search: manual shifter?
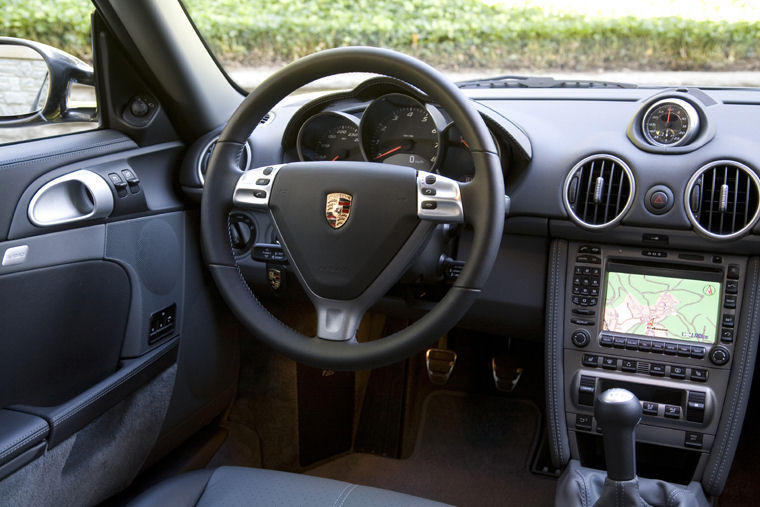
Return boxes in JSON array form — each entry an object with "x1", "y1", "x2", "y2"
[
  {"x1": 594, "y1": 388, "x2": 642, "y2": 481},
  {"x1": 555, "y1": 387, "x2": 709, "y2": 506}
]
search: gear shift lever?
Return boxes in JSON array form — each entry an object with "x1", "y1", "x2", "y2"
[{"x1": 595, "y1": 388, "x2": 642, "y2": 481}]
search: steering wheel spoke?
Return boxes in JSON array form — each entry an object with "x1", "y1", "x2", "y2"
[
  {"x1": 313, "y1": 299, "x2": 367, "y2": 342},
  {"x1": 232, "y1": 164, "x2": 283, "y2": 210},
  {"x1": 416, "y1": 170, "x2": 464, "y2": 223}
]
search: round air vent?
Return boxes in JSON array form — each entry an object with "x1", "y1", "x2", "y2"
[
  {"x1": 197, "y1": 137, "x2": 252, "y2": 185},
  {"x1": 685, "y1": 161, "x2": 760, "y2": 239},
  {"x1": 563, "y1": 154, "x2": 635, "y2": 229}
]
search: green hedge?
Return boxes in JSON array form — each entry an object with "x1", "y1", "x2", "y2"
[{"x1": 2, "y1": 0, "x2": 760, "y2": 70}]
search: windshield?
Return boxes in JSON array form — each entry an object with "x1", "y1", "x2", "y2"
[{"x1": 181, "y1": 0, "x2": 760, "y2": 90}]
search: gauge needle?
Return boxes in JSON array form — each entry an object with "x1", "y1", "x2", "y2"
[
  {"x1": 666, "y1": 107, "x2": 672, "y2": 125},
  {"x1": 374, "y1": 145, "x2": 402, "y2": 160},
  {"x1": 332, "y1": 155, "x2": 339, "y2": 161},
  {"x1": 460, "y1": 136, "x2": 470, "y2": 150}
]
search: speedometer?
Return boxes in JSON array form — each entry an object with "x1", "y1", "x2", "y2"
[
  {"x1": 297, "y1": 111, "x2": 362, "y2": 162},
  {"x1": 360, "y1": 93, "x2": 442, "y2": 171},
  {"x1": 642, "y1": 98, "x2": 700, "y2": 147}
]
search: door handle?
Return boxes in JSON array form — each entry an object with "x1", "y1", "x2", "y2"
[{"x1": 28, "y1": 169, "x2": 114, "y2": 227}]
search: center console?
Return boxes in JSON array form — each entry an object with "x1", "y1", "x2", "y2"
[{"x1": 554, "y1": 240, "x2": 752, "y2": 486}]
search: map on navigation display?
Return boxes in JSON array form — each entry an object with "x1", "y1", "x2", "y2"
[{"x1": 602, "y1": 272, "x2": 721, "y2": 344}]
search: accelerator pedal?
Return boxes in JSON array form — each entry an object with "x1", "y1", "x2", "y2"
[{"x1": 492, "y1": 355, "x2": 523, "y2": 392}]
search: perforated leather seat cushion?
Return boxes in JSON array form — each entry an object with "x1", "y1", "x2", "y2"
[{"x1": 127, "y1": 466, "x2": 451, "y2": 506}]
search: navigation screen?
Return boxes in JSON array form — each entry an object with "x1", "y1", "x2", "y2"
[{"x1": 602, "y1": 271, "x2": 721, "y2": 344}]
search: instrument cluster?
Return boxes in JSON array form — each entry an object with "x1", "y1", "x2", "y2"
[{"x1": 295, "y1": 91, "x2": 500, "y2": 182}]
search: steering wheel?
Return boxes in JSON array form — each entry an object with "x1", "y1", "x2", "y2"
[{"x1": 201, "y1": 47, "x2": 504, "y2": 370}]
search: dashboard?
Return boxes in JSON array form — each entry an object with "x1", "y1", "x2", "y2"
[
  {"x1": 180, "y1": 77, "x2": 760, "y2": 322},
  {"x1": 178, "y1": 71, "x2": 760, "y2": 492}
]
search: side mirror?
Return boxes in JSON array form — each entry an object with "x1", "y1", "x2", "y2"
[{"x1": 0, "y1": 37, "x2": 96, "y2": 127}]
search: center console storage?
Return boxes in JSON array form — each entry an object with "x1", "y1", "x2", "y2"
[{"x1": 549, "y1": 240, "x2": 756, "y2": 488}]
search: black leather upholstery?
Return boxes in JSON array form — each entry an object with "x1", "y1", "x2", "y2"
[
  {"x1": 128, "y1": 466, "x2": 451, "y2": 506},
  {"x1": 555, "y1": 460, "x2": 710, "y2": 507}
]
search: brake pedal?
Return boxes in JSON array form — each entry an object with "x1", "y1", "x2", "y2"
[
  {"x1": 426, "y1": 348, "x2": 457, "y2": 385},
  {"x1": 492, "y1": 355, "x2": 523, "y2": 392}
]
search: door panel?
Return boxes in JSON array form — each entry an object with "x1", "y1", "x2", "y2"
[{"x1": 0, "y1": 128, "x2": 238, "y2": 503}]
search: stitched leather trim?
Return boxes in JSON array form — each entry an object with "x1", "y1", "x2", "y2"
[
  {"x1": 702, "y1": 257, "x2": 760, "y2": 495},
  {"x1": 0, "y1": 423, "x2": 47, "y2": 463},
  {"x1": 546, "y1": 239, "x2": 570, "y2": 468}
]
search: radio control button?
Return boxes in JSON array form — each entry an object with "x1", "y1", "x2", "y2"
[
  {"x1": 651, "y1": 341, "x2": 665, "y2": 353},
  {"x1": 626, "y1": 338, "x2": 639, "y2": 350},
  {"x1": 690, "y1": 346, "x2": 706, "y2": 359},
  {"x1": 601, "y1": 357, "x2": 618, "y2": 370},
  {"x1": 637, "y1": 340, "x2": 652, "y2": 352},
  {"x1": 720, "y1": 329, "x2": 734, "y2": 343},
  {"x1": 690, "y1": 369, "x2": 708, "y2": 382},
  {"x1": 726, "y1": 279, "x2": 739, "y2": 294},
  {"x1": 642, "y1": 402, "x2": 658, "y2": 415},
  {"x1": 613, "y1": 337, "x2": 626, "y2": 348},
  {"x1": 724, "y1": 295, "x2": 737, "y2": 309},
  {"x1": 722, "y1": 314, "x2": 735, "y2": 328},
  {"x1": 664, "y1": 343, "x2": 678, "y2": 355},
  {"x1": 650, "y1": 363, "x2": 666, "y2": 376},
  {"x1": 600, "y1": 335, "x2": 614, "y2": 347},
  {"x1": 664, "y1": 405, "x2": 681, "y2": 419},
  {"x1": 677, "y1": 345, "x2": 691, "y2": 356},
  {"x1": 727, "y1": 264, "x2": 740, "y2": 279},
  {"x1": 571, "y1": 330, "x2": 591, "y2": 348},
  {"x1": 709, "y1": 346, "x2": 731, "y2": 366},
  {"x1": 670, "y1": 366, "x2": 686, "y2": 379}
]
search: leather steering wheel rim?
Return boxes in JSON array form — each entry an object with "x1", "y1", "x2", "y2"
[{"x1": 201, "y1": 47, "x2": 505, "y2": 371}]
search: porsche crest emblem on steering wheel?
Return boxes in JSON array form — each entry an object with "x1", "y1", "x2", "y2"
[{"x1": 325, "y1": 193, "x2": 352, "y2": 229}]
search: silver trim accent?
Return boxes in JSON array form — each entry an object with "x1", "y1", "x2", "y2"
[
  {"x1": 260, "y1": 111, "x2": 274, "y2": 125},
  {"x1": 684, "y1": 160, "x2": 760, "y2": 240},
  {"x1": 2, "y1": 245, "x2": 28, "y2": 267},
  {"x1": 562, "y1": 154, "x2": 635, "y2": 230},
  {"x1": 197, "y1": 136, "x2": 252, "y2": 186},
  {"x1": 416, "y1": 170, "x2": 464, "y2": 223},
  {"x1": 719, "y1": 183, "x2": 729, "y2": 213},
  {"x1": 641, "y1": 98, "x2": 701, "y2": 147},
  {"x1": 28, "y1": 170, "x2": 114, "y2": 227},
  {"x1": 232, "y1": 164, "x2": 283, "y2": 209}
]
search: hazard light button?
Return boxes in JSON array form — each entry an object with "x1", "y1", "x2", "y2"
[{"x1": 644, "y1": 185, "x2": 674, "y2": 215}]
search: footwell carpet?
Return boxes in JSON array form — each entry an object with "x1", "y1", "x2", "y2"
[{"x1": 308, "y1": 391, "x2": 556, "y2": 506}]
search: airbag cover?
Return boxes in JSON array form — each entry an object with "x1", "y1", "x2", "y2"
[{"x1": 269, "y1": 162, "x2": 418, "y2": 300}]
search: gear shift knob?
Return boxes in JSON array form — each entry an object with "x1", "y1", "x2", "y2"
[{"x1": 595, "y1": 388, "x2": 642, "y2": 481}]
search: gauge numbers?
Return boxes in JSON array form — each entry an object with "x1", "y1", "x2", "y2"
[
  {"x1": 297, "y1": 111, "x2": 362, "y2": 162},
  {"x1": 360, "y1": 93, "x2": 442, "y2": 171},
  {"x1": 642, "y1": 98, "x2": 700, "y2": 147}
]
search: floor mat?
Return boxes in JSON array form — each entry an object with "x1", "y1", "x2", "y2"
[{"x1": 307, "y1": 391, "x2": 556, "y2": 506}]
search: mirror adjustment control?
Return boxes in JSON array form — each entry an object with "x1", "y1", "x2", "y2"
[
  {"x1": 709, "y1": 345, "x2": 730, "y2": 366},
  {"x1": 571, "y1": 329, "x2": 591, "y2": 348}
]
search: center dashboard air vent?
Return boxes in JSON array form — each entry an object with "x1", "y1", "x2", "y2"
[
  {"x1": 563, "y1": 154, "x2": 635, "y2": 229},
  {"x1": 685, "y1": 161, "x2": 760, "y2": 239},
  {"x1": 197, "y1": 136, "x2": 252, "y2": 185}
]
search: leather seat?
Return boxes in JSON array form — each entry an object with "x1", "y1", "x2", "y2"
[{"x1": 127, "y1": 466, "x2": 450, "y2": 506}]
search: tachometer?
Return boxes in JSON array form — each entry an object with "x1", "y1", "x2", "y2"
[
  {"x1": 297, "y1": 111, "x2": 362, "y2": 162},
  {"x1": 642, "y1": 98, "x2": 700, "y2": 147},
  {"x1": 360, "y1": 93, "x2": 442, "y2": 171}
]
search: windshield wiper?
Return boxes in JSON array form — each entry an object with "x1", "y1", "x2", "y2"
[{"x1": 457, "y1": 75, "x2": 637, "y2": 89}]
